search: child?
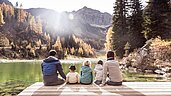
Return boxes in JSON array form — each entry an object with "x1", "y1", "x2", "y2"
[
  {"x1": 66, "y1": 65, "x2": 80, "y2": 84},
  {"x1": 80, "y1": 60, "x2": 93, "y2": 84},
  {"x1": 94, "y1": 60, "x2": 103, "y2": 85}
]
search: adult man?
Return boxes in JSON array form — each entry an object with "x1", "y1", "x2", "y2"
[
  {"x1": 100, "y1": 51, "x2": 123, "y2": 86},
  {"x1": 41, "y1": 50, "x2": 66, "y2": 86}
]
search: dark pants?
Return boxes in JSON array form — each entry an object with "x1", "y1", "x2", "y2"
[
  {"x1": 43, "y1": 74, "x2": 65, "y2": 86},
  {"x1": 94, "y1": 80, "x2": 102, "y2": 85},
  {"x1": 106, "y1": 80, "x2": 122, "y2": 86}
]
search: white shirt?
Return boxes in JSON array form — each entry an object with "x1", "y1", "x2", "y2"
[
  {"x1": 94, "y1": 64, "x2": 103, "y2": 81},
  {"x1": 102, "y1": 60, "x2": 123, "y2": 84},
  {"x1": 66, "y1": 72, "x2": 80, "y2": 83}
]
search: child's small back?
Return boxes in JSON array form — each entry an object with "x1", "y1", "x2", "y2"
[
  {"x1": 94, "y1": 64, "x2": 103, "y2": 81},
  {"x1": 66, "y1": 72, "x2": 79, "y2": 84},
  {"x1": 80, "y1": 66, "x2": 93, "y2": 84}
]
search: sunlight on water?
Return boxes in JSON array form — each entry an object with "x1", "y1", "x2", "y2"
[{"x1": 0, "y1": 61, "x2": 95, "y2": 83}]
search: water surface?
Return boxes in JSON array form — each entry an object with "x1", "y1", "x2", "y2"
[{"x1": 0, "y1": 61, "x2": 94, "y2": 83}]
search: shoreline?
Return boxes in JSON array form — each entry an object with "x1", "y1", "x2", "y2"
[{"x1": 0, "y1": 58, "x2": 102, "y2": 63}]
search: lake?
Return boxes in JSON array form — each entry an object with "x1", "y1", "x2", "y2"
[
  {"x1": 0, "y1": 60, "x2": 170, "y2": 83},
  {"x1": 0, "y1": 61, "x2": 95, "y2": 83}
]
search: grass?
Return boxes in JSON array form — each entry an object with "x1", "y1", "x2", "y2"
[
  {"x1": 122, "y1": 70, "x2": 163, "y2": 82},
  {"x1": 0, "y1": 80, "x2": 34, "y2": 96}
]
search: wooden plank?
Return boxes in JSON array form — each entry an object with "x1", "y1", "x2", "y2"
[{"x1": 18, "y1": 82, "x2": 171, "y2": 96}]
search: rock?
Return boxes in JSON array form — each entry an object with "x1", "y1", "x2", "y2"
[{"x1": 75, "y1": 6, "x2": 112, "y2": 26}]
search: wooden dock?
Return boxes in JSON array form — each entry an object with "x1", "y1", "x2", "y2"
[{"x1": 18, "y1": 82, "x2": 171, "y2": 96}]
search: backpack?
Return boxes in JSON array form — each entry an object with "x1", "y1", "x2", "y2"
[{"x1": 42, "y1": 61, "x2": 58, "y2": 76}]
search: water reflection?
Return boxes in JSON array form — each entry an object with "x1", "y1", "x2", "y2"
[{"x1": 0, "y1": 62, "x2": 95, "y2": 83}]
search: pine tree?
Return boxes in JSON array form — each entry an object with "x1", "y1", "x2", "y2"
[
  {"x1": 124, "y1": 42, "x2": 131, "y2": 56},
  {"x1": 36, "y1": 39, "x2": 42, "y2": 47},
  {"x1": 54, "y1": 36, "x2": 62, "y2": 51},
  {"x1": 78, "y1": 47, "x2": 83, "y2": 57},
  {"x1": 29, "y1": 16, "x2": 36, "y2": 31},
  {"x1": 70, "y1": 47, "x2": 75, "y2": 55},
  {"x1": 112, "y1": 0, "x2": 128, "y2": 58},
  {"x1": 36, "y1": 16, "x2": 42, "y2": 34},
  {"x1": 128, "y1": 0, "x2": 146, "y2": 51},
  {"x1": 143, "y1": 0, "x2": 171, "y2": 39},
  {"x1": 53, "y1": 36, "x2": 63, "y2": 59},
  {"x1": 0, "y1": 8, "x2": 5, "y2": 25},
  {"x1": 46, "y1": 34, "x2": 52, "y2": 51}
]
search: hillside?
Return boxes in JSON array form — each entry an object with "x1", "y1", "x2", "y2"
[
  {"x1": 26, "y1": 6, "x2": 112, "y2": 49},
  {"x1": 0, "y1": 0, "x2": 12, "y2": 6},
  {"x1": 0, "y1": 0, "x2": 108, "y2": 59}
]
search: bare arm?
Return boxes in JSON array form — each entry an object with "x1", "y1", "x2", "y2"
[
  {"x1": 66, "y1": 73, "x2": 69, "y2": 83},
  {"x1": 77, "y1": 73, "x2": 80, "y2": 83}
]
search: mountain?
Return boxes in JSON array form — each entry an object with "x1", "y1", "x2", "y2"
[
  {"x1": 0, "y1": 0, "x2": 13, "y2": 6},
  {"x1": 74, "y1": 6, "x2": 112, "y2": 26},
  {"x1": 27, "y1": 6, "x2": 112, "y2": 26},
  {"x1": 26, "y1": 7, "x2": 112, "y2": 49},
  {"x1": 0, "y1": 0, "x2": 106, "y2": 59}
]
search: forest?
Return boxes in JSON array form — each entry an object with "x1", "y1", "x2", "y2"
[
  {"x1": 0, "y1": 0, "x2": 171, "y2": 64},
  {"x1": 105, "y1": 0, "x2": 171, "y2": 58},
  {"x1": 0, "y1": 1, "x2": 96, "y2": 59},
  {"x1": 104, "y1": 0, "x2": 171, "y2": 72}
]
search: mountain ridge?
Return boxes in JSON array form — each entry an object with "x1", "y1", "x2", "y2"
[
  {"x1": 0, "y1": 0, "x2": 12, "y2": 6},
  {"x1": 26, "y1": 6, "x2": 112, "y2": 26},
  {"x1": 26, "y1": 6, "x2": 112, "y2": 49},
  {"x1": 0, "y1": 0, "x2": 112, "y2": 59}
]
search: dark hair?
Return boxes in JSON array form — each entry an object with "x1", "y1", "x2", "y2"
[
  {"x1": 107, "y1": 51, "x2": 114, "y2": 59},
  {"x1": 97, "y1": 60, "x2": 103, "y2": 65},
  {"x1": 49, "y1": 50, "x2": 57, "y2": 56},
  {"x1": 69, "y1": 65, "x2": 76, "y2": 71}
]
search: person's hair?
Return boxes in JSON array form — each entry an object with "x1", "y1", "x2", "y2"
[
  {"x1": 83, "y1": 60, "x2": 91, "y2": 67},
  {"x1": 49, "y1": 50, "x2": 57, "y2": 56},
  {"x1": 97, "y1": 60, "x2": 103, "y2": 65},
  {"x1": 69, "y1": 65, "x2": 76, "y2": 71},
  {"x1": 107, "y1": 51, "x2": 114, "y2": 59}
]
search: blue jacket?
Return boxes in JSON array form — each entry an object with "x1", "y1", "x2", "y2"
[
  {"x1": 80, "y1": 66, "x2": 93, "y2": 84},
  {"x1": 41, "y1": 56, "x2": 66, "y2": 79}
]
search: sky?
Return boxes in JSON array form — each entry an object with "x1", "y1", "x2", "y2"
[{"x1": 9, "y1": 0, "x2": 148, "y2": 14}]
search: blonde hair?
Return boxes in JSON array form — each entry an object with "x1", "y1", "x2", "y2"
[{"x1": 83, "y1": 60, "x2": 91, "y2": 67}]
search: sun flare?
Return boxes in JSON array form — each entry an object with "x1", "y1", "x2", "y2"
[{"x1": 69, "y1": 13, "x2": 74, "y2": 20}]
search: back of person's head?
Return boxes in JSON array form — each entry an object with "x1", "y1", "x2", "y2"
[
  {"x1": 97, "y1": 60, "x2": 103, "y2": 65},
  {"x1": 69, "y1": 65, "x2": 76, "y2": 71},
  {"x1": 49, "y1": 50, "x2": 57, "y2": 56},
  {"x1": 83, "y1": 60, "x2": 91, "y2": 67},
  {"x1": 107, "y1": 51, "x2": 114, "y2": 60}
]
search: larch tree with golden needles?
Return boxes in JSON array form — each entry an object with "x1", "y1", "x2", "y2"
[
  {"x1": 0, "y1": 8, "x2": 5, "y2": 25},
  {"x1": 105, "y1": 27, "x2": 113, "y2": 51}
]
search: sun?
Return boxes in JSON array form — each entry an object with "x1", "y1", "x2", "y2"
[{"x1": 69, "y1": 13, "x2": 74, "y2": 20}]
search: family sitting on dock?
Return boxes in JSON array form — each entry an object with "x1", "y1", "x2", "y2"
[{"x1": 41, "y1": 50, "x2": 123, "y2": 86}]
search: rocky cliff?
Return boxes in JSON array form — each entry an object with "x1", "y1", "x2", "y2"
[
  {"x1": 74, "y1": 6, "x2": 112, "y2": 26},
  {"x1": 27, "y1": 6, "x2": 112, "y2": 49}
]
